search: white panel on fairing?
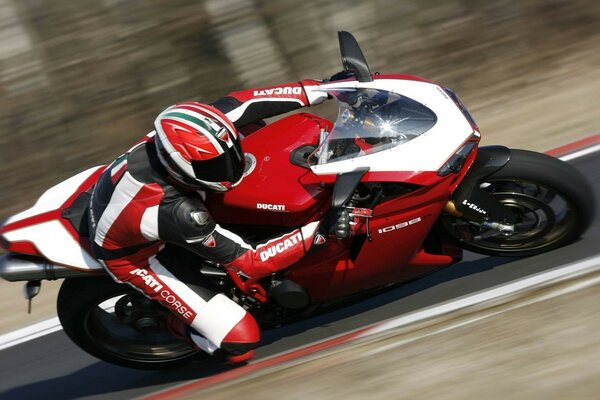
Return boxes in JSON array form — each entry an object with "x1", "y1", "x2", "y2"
[
  {"x1": 310, "y1": 79, "x2": 474, "y2": 175},
  {"x1": 3, "y1": 220, "x2": 102, "y2": 270},
  {"x1": 6, "y1": 166, "x2": 104, "y2": 225}
]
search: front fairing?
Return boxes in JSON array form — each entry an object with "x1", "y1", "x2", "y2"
[
  {"x1": 308, "y1": 77, "x2": 476, "y2": 176},
  {"x1": 308, "y1": 88, "x2": 437, "y2": 166}
]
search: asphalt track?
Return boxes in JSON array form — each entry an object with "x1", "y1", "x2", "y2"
[{"x1": 0, "y1": 149, "x2": 598, "y2": 400}]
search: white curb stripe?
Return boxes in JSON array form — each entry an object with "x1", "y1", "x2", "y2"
[
  {"x1": 0, "y1": 141, "x2": 598, "y2": 352},
  {"x1": 0, "y1": 299, "x2": 121, "y2": 351},
  {"x1": 364, "y1": 254, "x2": 600, "y2": 337},
  {"x1": 0, "y1": 317, "x2": 62, "y2": 351},
  {"x1": 559, "y1": 143, "x2": 600, "y2": 161}
]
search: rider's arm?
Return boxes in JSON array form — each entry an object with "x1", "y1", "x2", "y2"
[
  {"x1": 156, "y1": 194, "x2": 323, "y2": 279},
  {"x1": 210, "y1": 80, "x2": 329, "y2": 129}
]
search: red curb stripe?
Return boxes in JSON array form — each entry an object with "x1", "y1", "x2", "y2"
[
  {"x1": 141, "y1": 328, "x2": 371, "y2": 400},
  {"x1": 545, "y1": 133, "x2": 600, "y2": 157}
]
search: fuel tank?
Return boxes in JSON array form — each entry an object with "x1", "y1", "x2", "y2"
[{"x1": 205, "y1": 113, "x2": 333, "y2": 227}]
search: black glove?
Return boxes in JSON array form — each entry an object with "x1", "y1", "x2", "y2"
[
  {"x1": 320, "y1": 209, "x2": 352, "y2": 240},
  {"x1": 332, "y1": 209, "x2": 352, "y2": 239}
]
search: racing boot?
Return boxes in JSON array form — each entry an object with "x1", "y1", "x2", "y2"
[
  {"x1": 166, "y1": 313, "x2": 218, "y2": 354},
  {"x1": 166, "y1": 312, "x2": 259, "y2": 364}
]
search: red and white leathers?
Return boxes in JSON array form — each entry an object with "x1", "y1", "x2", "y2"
[{"x1": 89, "y1": 80, "x2": 328, "y2": 361}]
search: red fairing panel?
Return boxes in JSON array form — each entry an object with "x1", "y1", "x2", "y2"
[
  {"x1": 206, "y1": 113, "x2": 334, "y2": 226},
  {"x1": 286, "y1": 201, "x2": 448, "y2": 300},
  {"x1": 284, "y1": 149, "x2": 479, "y2": 300}
]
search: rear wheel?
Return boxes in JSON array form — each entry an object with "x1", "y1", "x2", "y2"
[
  {"x1": 439, "y1": 149, "x2": 595, "y2": 257},
  {"x1": 57, "y1": 276, "x2": 202, "y2": 369}
]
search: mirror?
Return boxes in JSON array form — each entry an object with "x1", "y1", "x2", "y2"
[
  {"x1": 331, "y1": 167, "x2": 369, "y2": 210},
  {"x1": 338, "y1": 31, "x2": 373, "y2": 83}
]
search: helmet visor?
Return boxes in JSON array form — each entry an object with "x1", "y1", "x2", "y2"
[{"x1": 191, "y1": 140, "x2": 245, "y2": 184}]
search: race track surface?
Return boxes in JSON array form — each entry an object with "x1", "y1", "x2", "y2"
[{"x1": 0, "y1": 152, "x2": 598, "y2": 400}]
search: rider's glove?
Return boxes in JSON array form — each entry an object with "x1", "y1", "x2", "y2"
[
  {"x1": 323, "y1": 207, "x2": 372, "y2": 240},
  {"x1": 320, "y1": 209, "x2": 353, "y2": 240},
  {"x1": 332, "y1": 209, "x2": 352, "y2": 239}
]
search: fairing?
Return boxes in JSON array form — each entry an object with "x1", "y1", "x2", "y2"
[
  {"x1": 308, "y1": 76, "x2": 476, "y2": 175},
  {"x1": 308, "y1": 87, "x2": 437, "y2": 165},
  {"x1": 205, "y1": 113, "x2": 334, "y2": 227}
]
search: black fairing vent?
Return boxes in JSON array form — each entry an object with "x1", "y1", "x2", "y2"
[
  {"x1": 357, "y1": 182, "x2": 421, "y2": 206},
  {"x1": 61, "y1": 191, "x2": 92, "y2": 237}
]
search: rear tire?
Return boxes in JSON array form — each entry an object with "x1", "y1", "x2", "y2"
[
  {"x1": 57, "y1": 276, "x2": 202, "y2": 369},
  {"x1": 439, "y1": 149, "x2": 595, "y2": 257}
]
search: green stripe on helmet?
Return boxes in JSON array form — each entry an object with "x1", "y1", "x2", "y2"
[{"x1": 162, "y1": 112, "x2": 217, "y2": 135}]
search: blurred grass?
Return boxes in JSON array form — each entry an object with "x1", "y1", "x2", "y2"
[{"x1": 1, "y1": 0, "x2": 600, "y2": 217}]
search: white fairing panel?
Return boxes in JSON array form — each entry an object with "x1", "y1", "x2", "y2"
[
  {"x1": 6, "y1": 166, "x2": 104, "y2": 224},
  {"x1": 3, "y1": 220, "x2": 102, "y2": 270},
  {"x1": 3, "y1": 166, "x2": 104, "y2": 270},
  {"x1": 310, "y1": 79, "x2": 474, "y2": 175}
]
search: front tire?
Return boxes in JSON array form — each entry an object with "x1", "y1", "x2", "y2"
[
  {"x1": 440, "y1": 149, "x2": 595, "y2": 257},
  {"x1": 57, "y1": 276, "x2": 202, "y2": 369}
]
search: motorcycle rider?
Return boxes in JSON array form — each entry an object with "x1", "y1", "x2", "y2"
[{"x1": 88, "y1": 79, "x2": 341, "y2": 363}]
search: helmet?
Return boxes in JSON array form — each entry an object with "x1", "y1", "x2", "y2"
[{"x1": 154, "y1": 102, "x2": 245, "y2": 191}]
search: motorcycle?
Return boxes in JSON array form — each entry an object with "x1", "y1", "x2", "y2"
[{"x1": 0, "y1": 31, "x2": 594, "y2": 369}]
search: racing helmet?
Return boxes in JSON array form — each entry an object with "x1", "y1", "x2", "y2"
[{"x1": 154, "y1": 102, "x2": 245, "y2": 192}]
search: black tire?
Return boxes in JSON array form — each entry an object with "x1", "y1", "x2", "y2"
[
  {"x1": 439, "y1": 149, "x2": 595, "y2": 257},
  {"x1": 57, "y1": 276, "x2": 202, "y2": 369}
]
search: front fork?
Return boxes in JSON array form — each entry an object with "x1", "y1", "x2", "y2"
[
  {"x1": 445, "y1": 200, "x2": 515, "y2": 238},
  {"x1": 447, "y1": 146, "x2": 517, "y2": 236}
]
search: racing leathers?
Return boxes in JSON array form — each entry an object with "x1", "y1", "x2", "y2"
[{"x1": 88, "y1": 80, "x2": 329, "y2": 360}]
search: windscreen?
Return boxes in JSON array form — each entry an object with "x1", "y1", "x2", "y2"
[{"x1": 308, "y1": 88, "x2": 437, "y2": 166}]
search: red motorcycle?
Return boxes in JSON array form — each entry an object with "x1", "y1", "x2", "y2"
[{"x1": 0, "y1": 32, "x2": 594, "y2": 369}]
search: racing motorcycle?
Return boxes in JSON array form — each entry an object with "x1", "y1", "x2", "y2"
[{"x1": 0, "y1": 32, "x2": 594, "y2": 369}]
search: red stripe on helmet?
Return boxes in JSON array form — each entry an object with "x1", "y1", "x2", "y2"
[{"x1": 159, "y1": 118, "x2": 222, "y2": 161}]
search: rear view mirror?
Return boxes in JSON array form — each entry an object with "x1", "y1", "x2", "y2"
[
  {"x1": 338, "y1": 31, "x2": 373, "y2": 83},
  {"x1": 331, "y1": 167, "x2": 369, "y2": 210}
]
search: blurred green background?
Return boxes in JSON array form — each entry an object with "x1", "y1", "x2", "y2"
[{"x1": 1, "y1": 0, "x2": 600, "y2": 218}]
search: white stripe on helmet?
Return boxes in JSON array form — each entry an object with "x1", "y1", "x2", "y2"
[{"x1": 180, "y1": 103, "x2": 238, "y2": 139}]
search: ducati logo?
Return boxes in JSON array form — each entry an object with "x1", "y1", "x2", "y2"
[
  {"x1": 313, "y1": 234, "x2": 327, "y2": 245},
  {"x1": 202, "y1": 234, "x2": 216, "y2": 248},
  {"x1": 253, "y1": 87, "x2": 302, "y2": 96},
  {"x1": 257, "y1": 203, "x2": 286, "y2": 211},
  {"x1": 129, "y1": 268, "x2": 164, "y2": 292},
  {"x1": 259, "y1": 232, "x2": 303, "y2": 262},
  {"x1": 130, "y1": 268, "x2": 194, "y2": 319}
]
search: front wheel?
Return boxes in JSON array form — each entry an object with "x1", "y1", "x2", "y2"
[
  {"x1": 439, "y1": 149, "x2": 595, "y2": 257},
  {"x1": 57, "y1": 276, "x2": 203, "y2": 369}
]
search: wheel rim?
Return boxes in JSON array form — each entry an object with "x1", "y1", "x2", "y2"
[
  {"x1": 443, "y1": 178, "x2": 579, "y2": 254},
  {"x1": 82, "y1": 290, "x2": 199, "y2": 365}
]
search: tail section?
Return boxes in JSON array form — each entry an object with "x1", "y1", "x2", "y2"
[{"x1": 0, "y1": 166, "x2": 105, "y2": 271}]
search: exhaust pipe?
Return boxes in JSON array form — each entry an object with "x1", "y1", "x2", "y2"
[{"x1": 0, "y1": 254, "x2": 103, "y2": 282}]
